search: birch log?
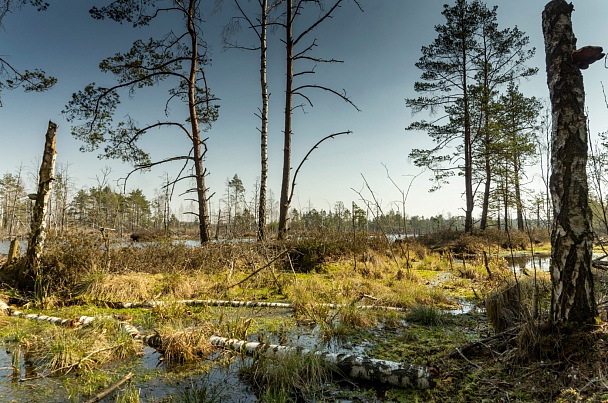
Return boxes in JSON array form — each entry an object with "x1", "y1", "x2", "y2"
[
  {"x1": 26, "y1": 121, "x2": 58, "y2": 272},
  {"x1": 210, "y1": 336, "x2": 434, "y2": 389},
  {"x1": 99, "y1": 299, "x2": 407, "y2": 312}
]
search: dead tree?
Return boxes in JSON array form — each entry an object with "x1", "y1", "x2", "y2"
[
  {"x1": 223, "y1": 0, "x2": 282, "y2": 241},
  {"x1": 26, "y1": 121, "x2": 58, "y2": 275},
  {"x1": 277, "y1": 0, "x2": 362, "y2": 239}
]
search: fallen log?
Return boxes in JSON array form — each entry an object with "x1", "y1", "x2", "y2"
[
  {"x1": 119, "y1": 322, "x2": 163, "y2": 350},
  {"x1": 209, "y1": 335, "x2": 434, "y2": 389},
  {"x1": 96, "y1": 298, "x2": 407, "y2": 312},
  {"x1": 3, "y1": 306, "x2": 90, "y2": 328}
]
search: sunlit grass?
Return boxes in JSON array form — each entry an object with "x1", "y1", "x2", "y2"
[{"x1": 242, "y1": 349, "x2": 333, "y2": 401}]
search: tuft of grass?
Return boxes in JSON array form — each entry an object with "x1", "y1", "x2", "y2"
[
  {"x1": 8, "y1": 314, "x2": 139, "y2": 377},
  {"x1": 243, "y1": 350, "x2": 333, "y2": 401},
  {"x1": 338, "y1": 305, "x2": 376, "y2": 329},
  {"x1": 156, "y1": 320, "x2": 214, "y2": 365},
  {"x1": 406, "y1": 305, "x2": 444, "y2": 326},
  {"x1": 114, "y1": 382, "x2": 140, "y2": 403}
]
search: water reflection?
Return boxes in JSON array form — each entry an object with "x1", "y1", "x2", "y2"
[{"x1": 505, "y1": 254, "x2": 551, "y2": 273}]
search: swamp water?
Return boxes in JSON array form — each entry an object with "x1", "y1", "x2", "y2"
[
  {"x1": 0, "y1": 307, "x2": 391, "y2": 402},
  {"x1": 0, "y1": 251, "x2": 549, "y2": 402},
  {"x1": 505, "y1": 253, "x2": 551, "y2": 273}
]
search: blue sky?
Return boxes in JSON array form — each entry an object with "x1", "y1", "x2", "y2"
[{"x1": 2, "y1": 0, "x2": 608, "y2": 220}]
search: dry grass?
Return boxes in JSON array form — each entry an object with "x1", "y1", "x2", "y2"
[
  {"x1": 80, "y1": 271, "x2": 161, "y2": 302},
  {"x1": 156, "y1": 321, "x2": 215, "y2": 365}
]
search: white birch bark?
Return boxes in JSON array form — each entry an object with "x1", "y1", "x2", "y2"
[
  {"x1": 210, "y1": 336, "x2": 434, "y2": 389},
  {"x1": 26, "y1": 121, "x2": 58, "y2": 271},
  {"x1": 543, "y1": 0, "x2": 596, "y2": 323}
]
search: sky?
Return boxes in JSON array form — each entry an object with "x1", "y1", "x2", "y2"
[{"x1": 2, "y1": 0, "x2": 608, "y2": 221}]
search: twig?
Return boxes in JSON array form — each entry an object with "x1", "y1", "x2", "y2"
[
  {"x1": 84, "y1": 372, "x2": 134, "y2": 403},
  {"x1": 455, "y1": 347, "x2": 482, "y2": 369}
]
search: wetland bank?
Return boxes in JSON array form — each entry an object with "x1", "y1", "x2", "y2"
[{"x1": 3, "y1": 228, "x2": 608, "y2": 402}]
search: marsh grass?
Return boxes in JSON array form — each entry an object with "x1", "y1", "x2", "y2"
[
  {"x1": 175, "y1": 378, "x2": 228, "y2": 403},
  {"x1": 406, "y1": 305, "x2": 444, "y2": 326},
  {"x1": 243, "y1": 349, "x2": 333, "y2": 401},
  {"x1": 4, "y1": 319, "x2": 140, "y2": 375},
  {"x1": 218, "y1": 311, "x2": 253, "y2": 340},
  {"x1": 1, "y1": 230, "x2": 568, "y2": 401},
  {"x1": 80, "y1": 271, "x2": 160, "y2": 302},
  {"x1": 157, "y1": 322, "x2": 214, "y2": 365},
  {"x1": 114, "y1": 383, "x2": 140, "y2": 403}
]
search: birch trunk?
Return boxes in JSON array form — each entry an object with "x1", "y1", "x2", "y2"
[
  {"x1": 543, "y1": 0, "x2": 596, "y2": 323},
  {"x1": 210, "y1": 336, "x2": 434, "y2": 389},
  {"x1": 258, "y1": 0, "x2": 269, "y2": 241},
  {"x1": 26, "y1": 121, "x2": 58, "y2": 272}
]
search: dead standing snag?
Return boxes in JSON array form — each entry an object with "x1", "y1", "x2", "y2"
[{"x1": 26, "y1": 121, "x2": 57, "y2": 287}]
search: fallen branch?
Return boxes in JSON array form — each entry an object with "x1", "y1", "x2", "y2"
[
  {"x1": 227, "y1": 249, "x2": 291, "y2": 289},
  {"x1": 84, "y1": 372, "x2": 134, "y2": 403},
  {"x1": 210, "y1": 336, "x2": 434, "y2": 389},
  {"x1": 454, "y1": 347, "x2": 482, "y2": 369},
  {"x1": 592, "y1": 258, "x2": 608, "y2": 270},
  {"x1": 450, "y1": 325, "x2": 521, "y2": 358}
]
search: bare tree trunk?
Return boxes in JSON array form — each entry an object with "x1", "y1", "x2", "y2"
[
  {"x1": 278, "y1": 0, "x2": 293, "y2": 240},
  {"x1": 26, "y1": 121, "x2": 58, "y2": 272},
  {"x1": 543, "y1": 0, "x2": 596, "y2": 323},
  {"x1": 187, "y1": 0, "x2": 210, "y2": 243},
  {"x1": 258, "y1": 0, "x2": 269, "y2": 241}
]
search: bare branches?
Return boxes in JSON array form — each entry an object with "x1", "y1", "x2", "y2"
[
  {"x1": 288, "y1": 131, "x2": 351, "y2": 204},
  {"x1": 292, "y1": 84, "x2": 360, "y2": 112}
]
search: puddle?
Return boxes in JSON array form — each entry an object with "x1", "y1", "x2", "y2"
[
  {"x1": 135, "y1": 353, "x2": 257, "y2": 402},
  {"x1": 0, "y1": 342, "x2": 258, "y2": 402},
  {"x1": 505, "y1": 253, "x2": 551, "y2": 273}
]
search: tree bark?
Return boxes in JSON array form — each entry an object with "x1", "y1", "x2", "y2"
[
  {"x1": 480, "y1": 146, "x2": 491, "y2": 230},
  {"x1": 210, "y1": 336, "x2": 434, "y2": 389},
  {"x1": 187, "y1": 0, "x2": 211, "y2": 243},
  {"x1": 543, "y1": 0, "x2": 596, "y2": 323},
  {"x1": 461, "y1": 7, "x2": 474, "y2": 234},
  {"x1": 514, "y1": 157, "x2": 525, "y2": 231},
  {"x1": 278, "y1": 0, "x2": 293, "y2": 240},
  {"x1": 6, "y1": 237, "x2": 20, "y2": 264},
  {"x1": 26, "y1": 121, "x2": 57, "y2": 272},
  {"x1": 258, "y1": 0, "x2": 269, "y2": 241}
]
